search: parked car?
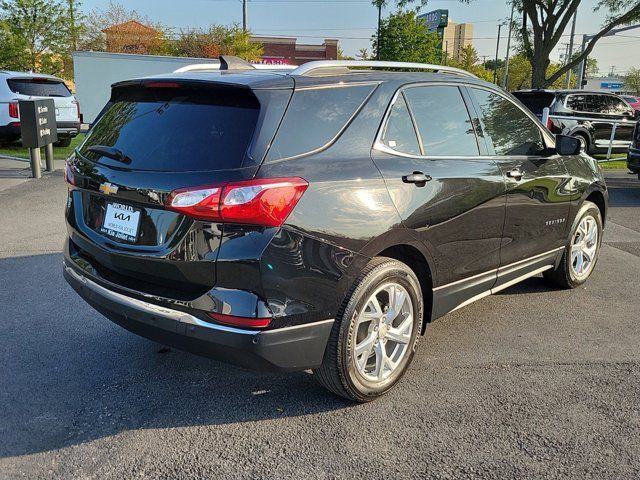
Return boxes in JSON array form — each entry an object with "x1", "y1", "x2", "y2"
[
  {"x1": 63, "y1": 58, "x2": 608, "y2": 402},
  {"x1": 621, "y1": 95, "x2": 640, "y2": 111},
  {"x1": 0, "y1": 71, "x2": 81, "y2": 146},
  {"x1": 512, "y1": 89, "x2": 638, "y2": 154},
  {"x1": 628, "y1": 121, "x2": 640, "y2": 178}
]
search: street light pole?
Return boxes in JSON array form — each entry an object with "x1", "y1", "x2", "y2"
[
  {"x1": 502, "y1": 2, "x2": 515, "y2": 89},
  {"x1": 564, "y1": 10, "x2": 577, "y2": 89},
  {"x1": 493, "y1": 24, "x2": 502, "y2": 84},
  {"x1": 376, "y1": 3, "x2": 382, "y2": 60},
  {"x1": 242, "y1": 0, "x2": 248, "y2": 32}
]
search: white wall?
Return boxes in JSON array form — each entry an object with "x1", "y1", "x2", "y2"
[{"x1": 73, "y1": 51, "x2": 218, "y2": 123}]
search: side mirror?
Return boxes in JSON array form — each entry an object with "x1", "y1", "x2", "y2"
[{"x1": 555, "y1": 135, "x2": 581, "y2": 156}]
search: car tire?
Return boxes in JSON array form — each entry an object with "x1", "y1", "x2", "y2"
[
  {"x1": 55, "y1": 138, "x2": 72, "y2": 147},
  {"x1": 543, "y1": 200, "x2": 603, "y2": 289},
  {"x1": 313, "y1": 257, "x2": 423, "y2": 402}
]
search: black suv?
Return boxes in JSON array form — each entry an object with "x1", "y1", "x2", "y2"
[
  {"x1": 64, "y1": 58, "x2": 608, "y2": 402},
  {"x1": 513, "y1": 89, "x2": 638, "y2": 154}
]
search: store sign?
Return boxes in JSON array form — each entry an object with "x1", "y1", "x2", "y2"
[
  {"x1": 600, "y1": 81, "x2": 624, "y2": 90},
  {"x1": 19, "y1": 99, "x2": 58, "y2": 148},
  {"x1": 257, "y1": 57, "x2": 291, "y2": 65},
  {"x1": 418, "y1": 9, "x2": 449, "y2": 31}
]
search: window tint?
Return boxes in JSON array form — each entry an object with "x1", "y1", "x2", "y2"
[
  {"x1": 606, "y1": 96, "x2": 632, "y2": 115},
  {"x1": 267, "y1": 84, "x2": 374, "y2": 160},
  {"x1": 472, "y1": 88, "x2": 545, "y2": 156},
  {"x1": 403, "y1": 86, "x2": 478, "y2": 156},
  {"x1": 566, "y1": 94, "x2": 586, "y2": 111},
  {"x1": 512, "y1": 91, "x2": 555, "y2": 115},
  {"x1": 7, "y1": 78, "x2": 71, "y2": 97},
  {"x1": 79, "y1": 85, "x2": 259, "y2": 172},
  {"x1": 584, "y1": 95, "x2": 609, "y2": 114},
  {"x1": 380, "y1": 94, "x2": 421, "y2": 155}
]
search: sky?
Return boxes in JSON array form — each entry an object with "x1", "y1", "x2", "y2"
[{"x1": 80, "y1": 0, "x2": 640, "y2": 76}]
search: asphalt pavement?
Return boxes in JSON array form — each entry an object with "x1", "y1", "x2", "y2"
[{"x1": 1, "y1": 169, "x2": 639, "y2": 479}]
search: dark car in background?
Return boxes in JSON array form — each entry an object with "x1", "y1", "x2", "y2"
[
  {"x1": 513, "y1": 89, "x2": 638, "y2": 154},
  {"x1": 64, "y1": 58, "x2": 608, "y2": 402},
  {"x1": 628, "y1": 121, "x2": 640, "y2": 178}
]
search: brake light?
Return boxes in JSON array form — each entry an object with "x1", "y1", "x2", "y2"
[
  {"x1": 546, "y1": 116, "x2": 553, "y2": 130},
  {"x1": 64, "y1": 160, "x2": 76, "y2": 186},
  {"x1": 144, "y1": 81, "x2": 181, "y2": 89},
  {"x1": 74, "y1": 100, "x2": 80, "y2": 119},
  {"x1": 8, "y1": 102, "x2": 19, "y2": 119},
  {"x1": 166, "y1": 177, "x2": 308, "y2": 226},
  {"x1": 206, "y1": 312, "x2": 271, "y2": 329}
]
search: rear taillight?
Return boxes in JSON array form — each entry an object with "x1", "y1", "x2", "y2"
[
  {"x1": 8, "y1": 102, "x2": 19, "y2": 119},
  {"x1": 166, "y1": 177, "x2": 308, "y2": 227},
  {"x1": 64, "y1": 160, "x2": 76, "y2": 186},
  {"x1": 73, "y1": 100, "x2": 80, "y2": 119},
  {"x1": 206, "y1": 312, "x2": 271, "y2": 329},
  {"x1": 546, "y1": 116, "x2": 553, "y2": 130}
]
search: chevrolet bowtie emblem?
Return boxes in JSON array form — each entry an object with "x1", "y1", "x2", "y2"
[{"x1": 99, "y1": 182, "x2": 119, "y2": 195}]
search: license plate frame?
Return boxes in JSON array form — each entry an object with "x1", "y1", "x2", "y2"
[{"x1": 100, "y1": 202, "x2": 142, "y2": 243}]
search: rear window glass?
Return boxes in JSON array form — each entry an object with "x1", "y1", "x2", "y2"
[
  {"x1": 266, "y1": 84, "x2": 375, "y2": 161},
  {"x1": 7, "y1": 78, "x2": 71, "y2": 97},
  {"x1": 79, "y1": 84, "x2": 259, "y2": 172},
  {"x1": 511, "y1": 91, "x2": 555, "y2": 115}
]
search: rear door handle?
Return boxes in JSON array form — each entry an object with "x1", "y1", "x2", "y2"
[
  {"x1": 507, "y1": 168, "x2": 524, "y2": 180},
  {"x1": 402, "y1": 171, "x2": 432, "y2": 186}
]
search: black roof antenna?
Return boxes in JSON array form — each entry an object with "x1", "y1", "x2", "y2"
[{"x1": 218, "y1": 55, "x2": 255, "y2": 71}]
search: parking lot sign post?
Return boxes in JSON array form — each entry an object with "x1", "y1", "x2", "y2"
[{"x1": 18, "y1": 99, "x2": 58, "y2": 178}]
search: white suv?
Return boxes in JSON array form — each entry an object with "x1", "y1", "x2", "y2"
[{"x1": 0, "y1": 71, "x2": 81, "y2": 146}]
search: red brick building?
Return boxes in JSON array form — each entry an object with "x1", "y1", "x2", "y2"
[{"x1": 251, "y1": 36, "x2": 339, "y2": 65}]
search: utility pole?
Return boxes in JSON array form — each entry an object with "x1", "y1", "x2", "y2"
[
  {"x1": 578, "y1": 24, "x2": 640, "y2": 89},
  {"x1": 564, "y1": 10, "x2": 577, "y2": 89},
  {"x1": 242, "y1": 0, "x2": 248, "y2": 32},
  {"x1": 493, "y1": 24, "x2": 502, "y2": 84},
  {"x1": 376, "y1": 2, "x2": 382, "y2": 60},
  {"x1": 502, "y1": 2, "x2": 515, "y2": 89}
]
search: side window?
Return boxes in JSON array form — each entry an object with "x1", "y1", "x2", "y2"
[
  {"x1": 380, "y1": 94, "x2": 421, "y2": 155},
  {"x1": 566, "y1": 94, "x2": 586, "y2": 112},
  {"x1": 606, "y1": 96, "x2": 632, "y2": 116},
  {"x1": 403, "y1": 86, "x2": 479, "y2": 156},
  {"x1": 585, "y1": 95, "x2": 609, "y2": 114},
  {"x1": 266, "y1": 84, "x2": 375, "y2": 161},
  {"x1": 472, "y1": 88, "x2": 545, "y2": 156}
]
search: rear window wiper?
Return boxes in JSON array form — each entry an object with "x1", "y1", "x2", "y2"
[{"x1": 87, "y1": 145, "x2": 132, "y2": 165}]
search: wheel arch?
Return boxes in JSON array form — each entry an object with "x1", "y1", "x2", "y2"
[{"x1": 585, "y1": 189, "x2": 607, "y2": 227}]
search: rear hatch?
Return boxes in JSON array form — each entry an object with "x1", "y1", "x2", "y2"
[
  {"x1": 6, "y1": 76, "x2": 79, "y2": 122},
  {"x1": 512, "y1": 91, "x2": 556, "y2": 119},
  {"x1": 66, "y1": 77, "x2": 292, "y2": 298}
]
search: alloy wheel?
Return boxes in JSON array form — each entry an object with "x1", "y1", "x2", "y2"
[
  {"x1": 570, "y1": 215, "x2": 599, "y2": 279},
  {"x1": 352, "y1": 282, "x2": 414, "y2": 382}
]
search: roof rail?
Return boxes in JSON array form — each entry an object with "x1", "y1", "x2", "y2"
[
  {"x1": 290, "y1": 60, "x2": 477, "y2": 78},
  {"x1": 173, "y1": 56, "x2": 296, "y2": 73}
]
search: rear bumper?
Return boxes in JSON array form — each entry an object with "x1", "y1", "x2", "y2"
[
  {"x1": 628, "y1": 147, "x2": 640, "y2": 174},
  {"x1": 63, "y1": 262, "x2": 334, "y2": 372},
  {"x1": 57, "y1": 121, "x2": 80, "y2": 138},
  {"x1": 0, "y1": 123, "x2": 21, "y2": 141}
]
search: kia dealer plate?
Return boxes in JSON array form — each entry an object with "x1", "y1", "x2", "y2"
[{"x1": 100, "y1": 202, "x2": 141, "y2": 242}]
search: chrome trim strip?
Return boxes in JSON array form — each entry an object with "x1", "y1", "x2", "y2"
[
  {"x1": 64, "y1": 264, "x2": 334, "y2": 335},
  {"x1": 433, "y1": 247, "x2": 563, "y2": 292},
  {"x1": 549, "y1": 114, "x2": 635, "y2": 125},
  {"x1": 450, "y1": 265, "x2": 553, "y2": 313}
]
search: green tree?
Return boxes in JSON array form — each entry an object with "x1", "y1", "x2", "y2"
[
  {"x1": 372, "y1": 10, "x2": 439, "y2": 63},
  {"x1": 172, "y1": 25, "x2": 263, "y2": 62},
  {"x1": 513, "y1": 0, "x2": 640, "y2": 88},
  {"x1": 356, "y1": 48, "x2": 370, "y2": 60},
  {"x1": 448, "y1": 45, "x2": 493, "y2": 81},
  {"x1": 0, "y1": 0, "x2": 68, "y2": 74},
  {"x1": 625, "y1": 68, "x2": 640, "y2": 95}
]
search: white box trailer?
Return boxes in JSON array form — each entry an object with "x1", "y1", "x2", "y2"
[{"x1": 73, "y1": 51, "x2": 219, "y2": 124}]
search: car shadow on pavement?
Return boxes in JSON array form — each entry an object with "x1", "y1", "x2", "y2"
[
  {"x1": 494, "y1": 276, "x2": 557, "y2": 295},
  {"x1": 0, "y1": 253, "x2": 353, "y2": 458}
]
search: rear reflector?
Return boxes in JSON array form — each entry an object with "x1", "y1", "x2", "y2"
[
  {"x1": 8, "y1": 102, "x2": 19, "y2": 119},
  {"x1": 166, "y1": 177, "x2": 308, "y2": 227},
  {"x1": 206, "y1": 312, "x2": 271, "y2": 329}
]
